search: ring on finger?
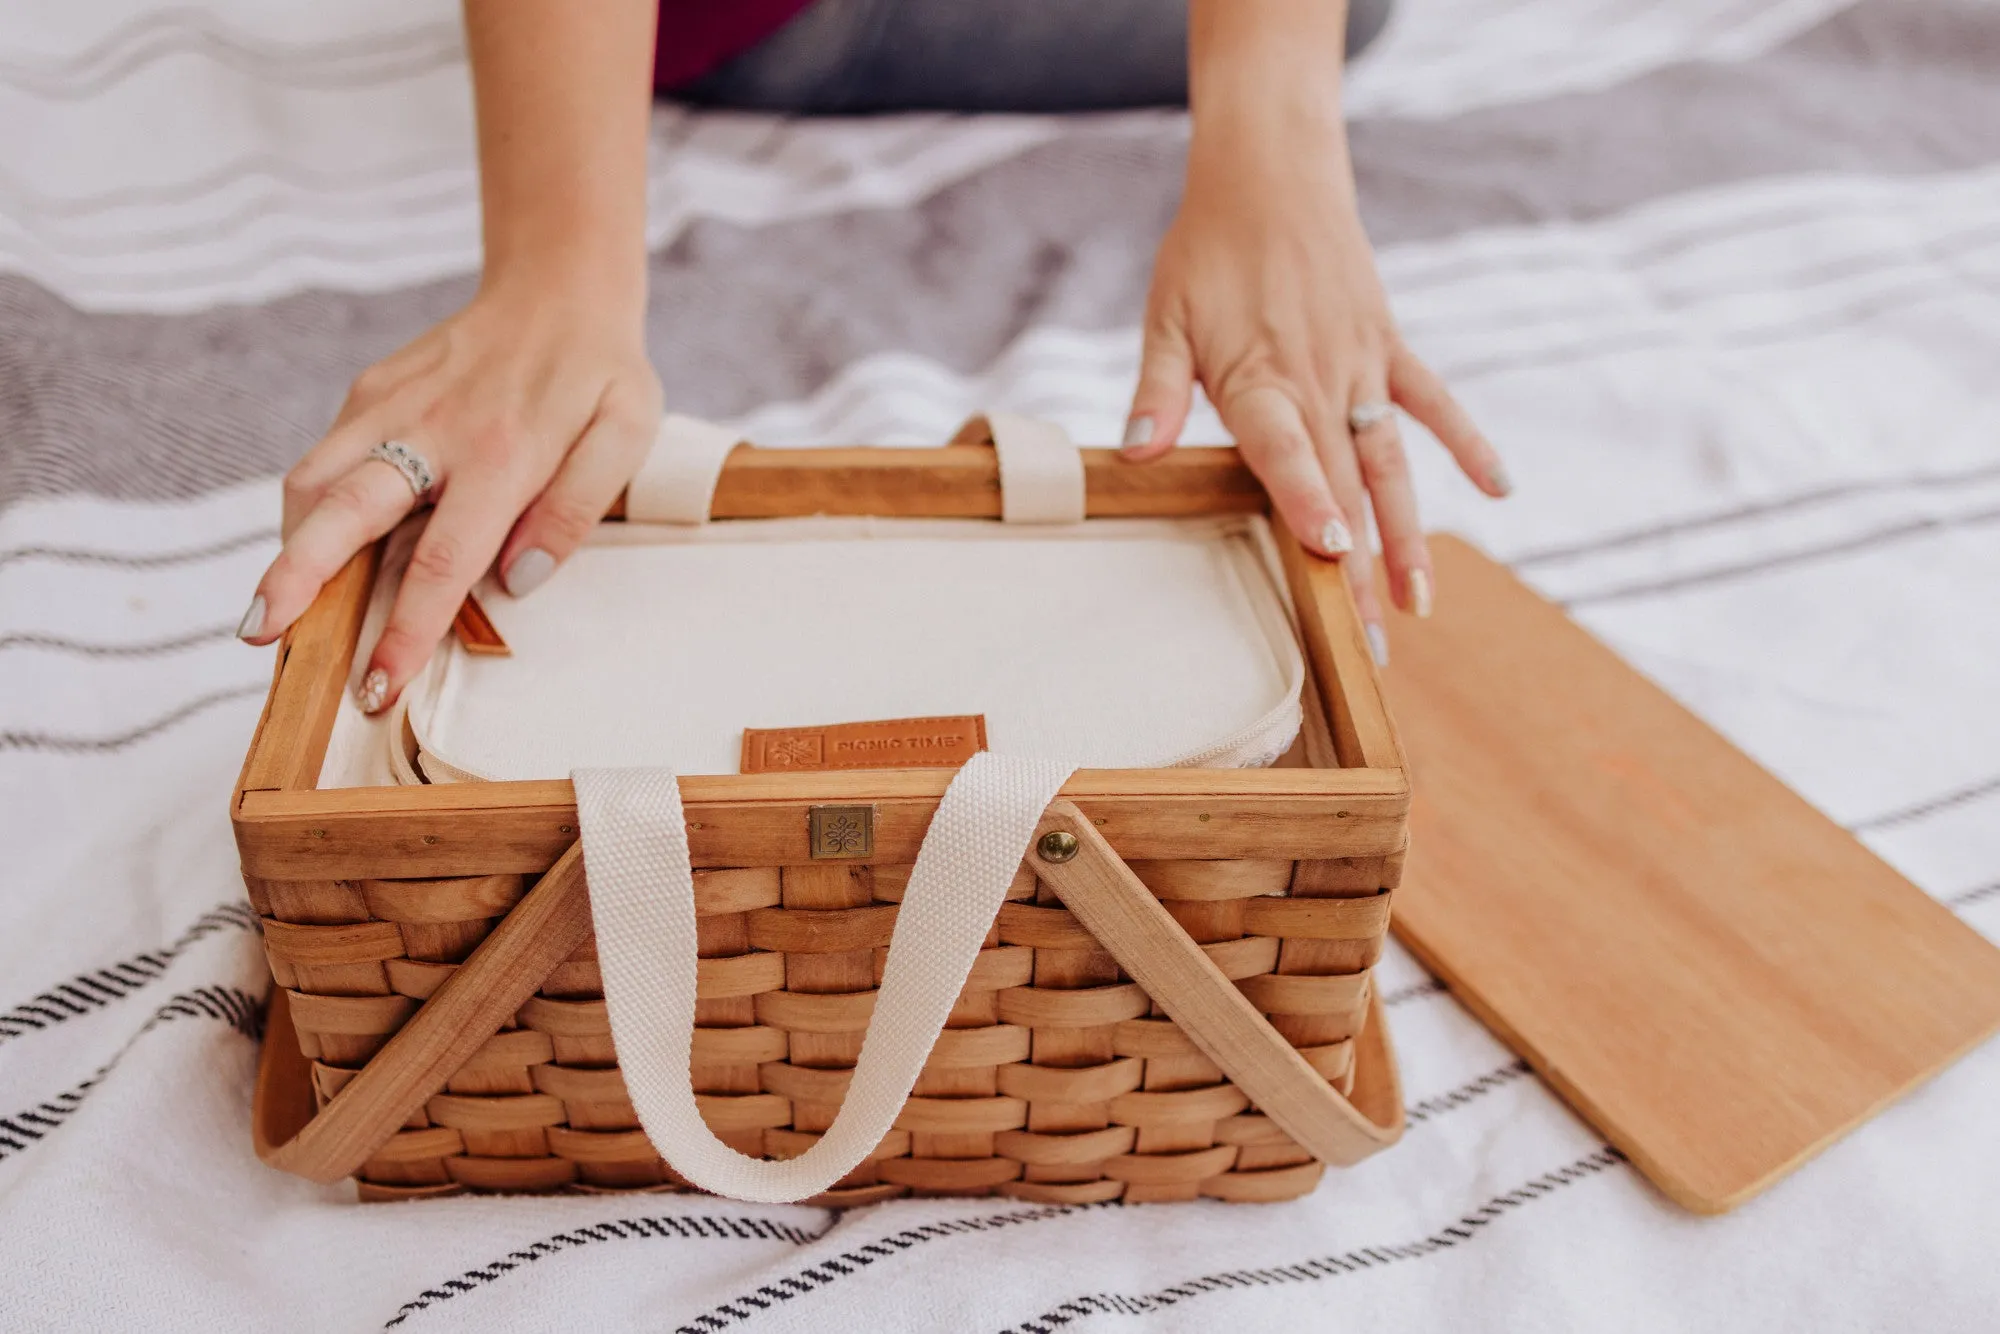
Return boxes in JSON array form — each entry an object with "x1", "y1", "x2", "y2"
[
  {"x1": 1348, "y1": 401, "x2": 1396, "y2": 434},
  {"x1": 367, "y1": 439, "x2": 437, "y2": 501}
]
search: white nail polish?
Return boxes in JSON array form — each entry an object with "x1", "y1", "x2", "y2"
[
  {"x1": 236, "y1": 594, "x2": 265, "y2": 641},
  {"x1": 1320, "y1": 518, "x2": 1355, "y2": 555},
  {"x1": 1121, "y1": 416, "x2": 1155, "y2": 452},
  {"x1": 505, "y1": 547, "x2": 556, "y2": 598},
  {"x1": 1409, "y1": 569, "x2": 1434, "y2": 619},
  {"x1": 357, "y1": 668, "x2": 389, "y2": 715},
  {"x1": 1488, "y1": 461, "x2": 1514, "y2": 497},
  {"x1": 1366, "y1": 622, "x2": 1390, "y2": 667}
]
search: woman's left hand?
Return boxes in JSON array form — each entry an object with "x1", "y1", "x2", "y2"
[{"x1": 1121, "y1": 83, "x2": 1508, "y2": 663}]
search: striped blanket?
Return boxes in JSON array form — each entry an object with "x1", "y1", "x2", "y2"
[{"x1": 3, "y1": 1, "x2": 1997, "y2": 1328}]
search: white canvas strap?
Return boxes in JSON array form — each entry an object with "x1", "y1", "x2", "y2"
[
  {"x1": 954, "y1": 411, "x2": 1087, "y2": 524},
  {"x1": 625, "y1": 414, "x2": 744, "y2": 525},
  {"x1": 571, "y1": 753, "x2": 1074, "y2": 1203}
]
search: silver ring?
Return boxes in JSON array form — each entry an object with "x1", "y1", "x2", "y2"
[
  {"x1": 1348, "y1": 401, "x2": 1396, "y2": 433},
  {"x1": 367, "y1": 440, "x2": 435, "y2": 500}
]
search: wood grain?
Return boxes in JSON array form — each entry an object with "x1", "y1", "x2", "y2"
[
  {"x1": 237, "y1": 545, "x2": 375, "y2": 794},
  {"x1": 604, "y1": 445, "x2": 1264, "y2": 520},
  {"x1": 1382, "y1": 536, "x2": 2000, "y2": 1214},
  {"x1": 234, "y1": 768, "x2": 1409, "y2": 879}
]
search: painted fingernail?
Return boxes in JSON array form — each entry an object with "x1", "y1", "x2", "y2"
[
  {"x1": 1121, "y1": 415, "x2": 1155, "y2": 454},
  {"x1": 1320, "y1": 518, "x2": 1354, "y2": 556},
  {"x1": 1409, "y1": 568, "x2": 1434, "y2": 619},
  {"x1": 357, "y1": 667, "x2": 389, "y2": 715},
  {"x1": 1488, "y1": 460, "x2": 1514, "y2": 497},
  {"x1": 236, "y1": 594, "x2": 266, "y2": 642},
  {"x1": 1366, "y1": 622, "x2": 1390, "y2": 667},
  {"x1": 504, "y1": 547, "x2": 556, "y2": 598}
]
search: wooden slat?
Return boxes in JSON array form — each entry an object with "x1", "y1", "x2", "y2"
[
  {"x1": 1382, "y1": 536, "x2": 2000, "y2": 1214},
  {"x1": 237, "y1": 545, "x2": 377, "y2": 794},
  {"x1": 234, "y1": 768, "x2": 1409, "y2": 879},
  {"x1": 1274, "y1": 525, "x2": 1403, "y2": 771},
  {"x1": 605, "y1": 445, "x2": 1263, "y2": 521}
]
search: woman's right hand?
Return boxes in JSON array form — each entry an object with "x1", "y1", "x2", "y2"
[{"x1": 236, "y1": 272, "x2": 661, "y2": 714}]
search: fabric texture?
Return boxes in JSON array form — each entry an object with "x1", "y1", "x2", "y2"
[
  {"x1": 574, "y1": 754, "x2": 1073, "y2": 1202},
  {"x1": 624, "y1": 414, "x2": 745, "y2": 525},
  {"x1": 5, "y1": 2, "x2": 2000, "y2": 1330},
  {"x1": 668, "y1": 0, "x2": 1395, "y2": 112},
  {"x1": 386, "y1": 516, "x2": 1304, "y2": 783},
  {"x1": 652, "y1": 0, "x2": 816, "y2": 90},
  {"x1": 982, "y1": 411, "x2": 1087, "y2": 525}
]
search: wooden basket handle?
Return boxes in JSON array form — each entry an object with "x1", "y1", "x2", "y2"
[
  {"x1": 254, "y1": 843, "x2": 593, "y2": 1184},
  {"x1": 1030, "y1": 801, "x2": 1405, "y2": 1166}
]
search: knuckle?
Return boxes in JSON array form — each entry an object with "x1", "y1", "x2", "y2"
[
  {"x1": 533, "y1": 494, "x2": 600, "y2": 547},
  {"x1": 318, "y1": 473, "x2": 379, "y2": 519},
  {"x1": 407, "y1": 530, "x2": 467, "y2": 585},
  {"x1": 349, "y1": 362, "x2": 398, "y2": 403}
]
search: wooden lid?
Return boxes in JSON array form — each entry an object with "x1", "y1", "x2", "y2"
[{"x1": 1381, "y1": 536, "x2": 2000, "y2": 1214}]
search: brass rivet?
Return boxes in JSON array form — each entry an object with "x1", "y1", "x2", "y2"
[
  {"x1": 1198, "y1": 813, "x2": 1211, "y2": 823},
  {"x1": 558, "y1": 824, "x2": 574, "y2": 834},
  {"x1": 1037, "y1": 830, "x2": 1079, "y2": 863},
  {"x1": 307, "y1": 829, "x2": 326, "y2": 840},
  {"x1": 422, "y1": 835, "x2": 439, "y2": 845}
]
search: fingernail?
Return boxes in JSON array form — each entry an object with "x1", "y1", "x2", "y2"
[
  {"x1": 357, "y1": 667, "x2": 389, "y2": 715},
  {"x1": 1121, "y1": 415, "x2": 1155, "y2": 454},
  {"x1": 1409, "y1": 568, "x2": 1434, "y2": 619},
  {"x1": 1366, "y1": 622, "x2": 1390, "y2": 667},
  {"x1": 504, "y1": 547, "x2": 556, "y2": 598},
  {"x1": 236, "y1": 594, "x2": 266, "y2": 642},
  {"x1": 1488, "y1": 460, "x2": 1514, "y2": 497},
  {"x1": 1320, "y1": 518, "x2": 1354, "y2": 556}
]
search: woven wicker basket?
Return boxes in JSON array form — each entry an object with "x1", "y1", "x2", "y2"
[{"x1": 236, "y1": 442, "x2": 1408, "y2": 1205}]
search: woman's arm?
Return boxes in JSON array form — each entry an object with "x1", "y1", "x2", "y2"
[
  {"x1": 239, "y1": 0, "x2": 662, "y2": 713},
  {"x1": 1124, "y1": 0, "x2": 1507, "y2": 662}
]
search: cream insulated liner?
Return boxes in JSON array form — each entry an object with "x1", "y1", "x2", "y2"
[{"x1": 386, "y1": 514, "x2": 1306, "y2": 784}]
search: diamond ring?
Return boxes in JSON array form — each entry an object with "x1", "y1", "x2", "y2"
[
  {"x1": 368, "y1": 440, "x2": 436, "y2": 500},
  {"x1": 1348, "y1": 401, "x2": 1396, "y2": 434}
]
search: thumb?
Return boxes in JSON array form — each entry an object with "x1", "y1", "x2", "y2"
[{"x1": 1121, "y1": 308, "x2": 1195, "y2": 462}]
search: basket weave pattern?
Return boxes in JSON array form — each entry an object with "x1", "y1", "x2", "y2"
[{"x1": 252, "y1": 852, "x2": 1392, "y2": 1206}]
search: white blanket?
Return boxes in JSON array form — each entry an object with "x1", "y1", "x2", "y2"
[{"x1": 3, "y1": 1, "x2": 1996, "y2": 1329}]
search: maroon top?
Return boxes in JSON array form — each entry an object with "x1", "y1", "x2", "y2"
[{"x1": 653, "y1": 0, "x2": 815, "y2": 89}]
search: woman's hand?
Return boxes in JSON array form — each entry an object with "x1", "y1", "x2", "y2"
[
  {"x1": 1122, "y1": 1, "x2": 1508, "y2": 663},
  {"x1": 238, "y1": 276, "x2": 659, "y2": 711},
  {"x1": 236, "y1": 0, "x2": 661, "y2": 712}
]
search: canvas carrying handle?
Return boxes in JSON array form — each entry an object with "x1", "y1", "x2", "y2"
[
  {"x1": 623, "y1": 412, "x2": 1086, "y2": 525},
  {"x1": 576, "y1": 755, "x2": 1080, "y2": 1201},
  {"x1": 254, "y1": 773, "x2": 1398, "y2": 1191}
]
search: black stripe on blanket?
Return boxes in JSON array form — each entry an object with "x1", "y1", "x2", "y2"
[
  {"x1": 1405, "y1": 1060, "x2": 1535, "y2": 1125},
  {"x1": 1380, "y1": 978, "x2": 1447, "y2": 1008},
  {"x1": 1948, "y1": 880, "x2": 2000, "y2": 911},
  {"x1": 1507, "y1": 462, "x2": 2000, "y2": 569},
  {"x1": 1558, "y1": 507, "x2": 2000, "y2": 607},
  {"x1": 0, "y1": 902, "x2": 259, "y2": 1045},
  {"x1": 384, "y1": 1204, "x2": 1103, "y2": 1331},
  {"x1": 0, "y1": 528, "x2": 278, "y2": 573},
  {"x1": 0, "y1": 625, "x2": 238, "y2": 659},
  {"x1": 0, "y1": 985, "x2": 262, "y2": 1161},
  {"x1": 993, "y1": 1147, "x2": 1628, "y2": 1334},
  {"x1": 1849, "y1": 774, "x2": 2000, "y2": 834},
  {"x1": 0, "y1": 682, "x2": 265, "y2": 754}
]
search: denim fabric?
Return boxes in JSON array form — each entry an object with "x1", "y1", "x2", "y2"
[{"x1": 672, "y1": 0, "x2": 1393, "y2": 113}]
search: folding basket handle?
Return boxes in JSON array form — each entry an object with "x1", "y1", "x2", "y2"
[
  {"x1": 254, "y1": 841, "x2": 595, "y2": 1184},
  {"x1": 573, "y1": 753, "x2": 1074, "y2": 1203},
  {"x1": 1031, "y1": 801, "x2": 1404, "y2": 1166}
]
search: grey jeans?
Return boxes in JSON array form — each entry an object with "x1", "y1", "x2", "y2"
[{"x1": 673, "y1": 0, "x2": 1393, "y2": 114}]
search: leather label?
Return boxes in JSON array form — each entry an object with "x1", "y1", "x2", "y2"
[{"x1": 741, "y1": 715, "x2": 988, "y2": 773}]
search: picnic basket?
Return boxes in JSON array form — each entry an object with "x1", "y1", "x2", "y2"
[{"x1": 235, "y1": 415, "x2": 1410, "y2": 1206}]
